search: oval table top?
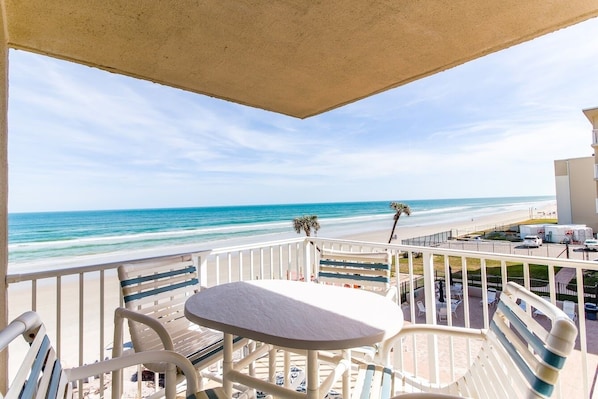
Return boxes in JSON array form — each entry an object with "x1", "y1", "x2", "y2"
[{"x1": 185, "y1": 279, "x2": 404, "y2": 351}]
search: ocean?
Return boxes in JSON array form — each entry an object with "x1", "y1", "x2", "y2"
[{"x1": 8, "y1": 196, "x2": 554, "y2": 265}]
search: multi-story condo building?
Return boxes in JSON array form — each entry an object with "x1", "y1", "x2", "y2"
[{"x1": 554, "y1": 107, "x2": 598, "y2": 232}]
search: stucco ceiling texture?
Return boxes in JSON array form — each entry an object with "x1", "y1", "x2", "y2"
[{"x1": 4, "y1": 1, "x2": 598, "y2": 118}]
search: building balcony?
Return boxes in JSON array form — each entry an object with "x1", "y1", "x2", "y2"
[{"x1": 4, "y1": 237, "x2": 598, "y2": 398}]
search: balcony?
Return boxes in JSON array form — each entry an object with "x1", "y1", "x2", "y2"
[{"x1": 5, "y1": 237, "x2": 598, "y2": 398}]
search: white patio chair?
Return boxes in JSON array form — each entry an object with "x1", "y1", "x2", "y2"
[
  {"x1": 562, "y1": 300, "x2": 577, "y2": 321},
  {"x1": 113, "y1": 255, "x2": 249, "y2": 397},
  {"x1": 311, "y1": 249, "x2": 397, "y2": 386},
  {"x1": 449, "y1": 299, "x2": 461, "y2": 318},
  {"x1": 416, "y1": 301, "x2": 427, "y2": 316},
  {"x1": 450, "y1": 283, "x2": 463, "y2": 300},
  {"x1": 318, "y1": 249, "x2": 397, "y2": 301},
  {"x1": 480, "y1": 287, "x2": 497, "y2": 306},
  {"x1": 316, "y1": 249, "x2": 397, "y2": 356},
  {"x1": 437, "y1": 306, "x2": 448, "y2": 322},
  {"x1": 379, "y1": 282, "x2": 578, "y2": 398},
  {"x1": 0, "y1": 311, "x2": 226, "y2": 399}
]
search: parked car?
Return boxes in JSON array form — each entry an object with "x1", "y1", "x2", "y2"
[
  {"x1": 584, "y1": 238, "x2": 598, "y2": 251},
  {"x1": 522, "y1": 235, "x2": 542, "y2": 248}
]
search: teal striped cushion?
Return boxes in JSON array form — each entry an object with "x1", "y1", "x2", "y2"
[{"x1": 190, "y1": 387, "x2": 227, "y2": 399}]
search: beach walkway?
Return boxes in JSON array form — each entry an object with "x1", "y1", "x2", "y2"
[{"x1": 555, "y1": 266, "x2": 577, "y2": 286}]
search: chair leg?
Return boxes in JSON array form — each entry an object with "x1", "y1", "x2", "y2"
[
  {"x1": 268, "y1": 347, "x2": 277, "y2": 384},
  {"x1": 164, "y1": 363, "x2": 177, "y2": 399}
]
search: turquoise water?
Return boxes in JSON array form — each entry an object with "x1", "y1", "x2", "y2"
[{"x1": 8, "y1": 196, "x2": 554, "y2": 264}]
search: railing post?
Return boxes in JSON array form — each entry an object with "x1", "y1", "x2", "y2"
[
  {"x1": 303, "y1": 239, "x2": 312, "y2": 282},
  {"x1": 422, "y1": 250, "x2": 440, "y2": 383},
  {"x1": 194, "y1": 251, "x2": 210, "y2": 287}
]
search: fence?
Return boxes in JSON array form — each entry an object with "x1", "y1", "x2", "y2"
[
  {"x1": 401, "y1": 231, "x2": 452, "y2": 246},
  {"x1": 451, "y1": 274, "x2": 598, "y2": 302},
  {"x1": 399, "y1": 275, "x2": 425, "y2": 304}
]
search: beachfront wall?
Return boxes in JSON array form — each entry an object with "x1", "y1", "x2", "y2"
[{"x1": 4, "y1": 237, "x2": 598, "y2": 399}]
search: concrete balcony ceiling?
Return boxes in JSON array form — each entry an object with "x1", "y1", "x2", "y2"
[{"x1": 3, "y1": 1, "x2": 598, "y2": 119}]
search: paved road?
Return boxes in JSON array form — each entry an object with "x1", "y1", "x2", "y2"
[{"x1": 441, "y1": 239, "x2": 598, "y2": 262}]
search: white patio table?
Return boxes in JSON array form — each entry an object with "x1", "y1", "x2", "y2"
[{"x1": 184, "y1": 279, "x2": 404, "y2": 399}]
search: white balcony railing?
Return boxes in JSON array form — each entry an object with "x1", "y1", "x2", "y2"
[{"x1": 5, "y1": 237, "x2": 598, "y2": 398}]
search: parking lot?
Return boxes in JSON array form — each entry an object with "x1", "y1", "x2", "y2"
[{"x1": 442, "y1": 239, "x2": 598, "y2": 261}]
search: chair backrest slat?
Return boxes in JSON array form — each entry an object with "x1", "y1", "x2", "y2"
[
  {"x1": 23, "y1": 335, "x2": 51, "y2": 399},
  {"x1": 123, "y1": 277, "x2": 198, "y2": 303},
  {"x1": 120, "y1": 264, "x2": 197, "y2": 287},
  {"x1": 352, "y1": 364, "x2": 393, "y2": 399},
  {"x1": 47, "y1": 359, "x2": 66, "y2": 399},
  {"x1": 319, "y1": 260, "x2": 390, "y2": 271},
  {"x1": 480, "y1": 282, "x2": 577, "y2": 399},
  {"x1": 490, "y1": 319, "x2": 554, "y2": 397},
  {"x1": 2, "y1": 316, "x2": 71, "y2": 399},
  {"x1": 318, "y1": 250, "x2": 392, "y2": 293},
  {"x1": 119, "y1": 257, "x2": 198, "y2": 305}
]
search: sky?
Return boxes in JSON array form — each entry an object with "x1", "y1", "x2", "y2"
[{"x1": 7, "y1": 18, "x2": 598, "y2": 213}]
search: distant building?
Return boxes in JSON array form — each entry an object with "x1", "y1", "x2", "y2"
[{"x1": 554, "y1": 107, "x2": 598, "y2": 233}]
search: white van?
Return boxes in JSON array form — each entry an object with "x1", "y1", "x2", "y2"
[
  {"x1": 523, "y1": 235, "x2": 542, "y2": 248},
  {"x1": 584, "y1": 238, "x2": 598, "y2": 251}
]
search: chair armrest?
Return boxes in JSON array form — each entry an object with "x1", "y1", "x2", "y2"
[
  {"x1": 66, "y1": 350, "x2": 199, "y2": 398},
  {"x1": 111, "y1": 308, "x2": 184, "y2": 399},
  {"x1": 391, "y1": 324, "x2": 485, "y2": 340},
  {"x1": 0, "y1": 311, "x2": 42, "y2": 349},
  {"x1": 378, "y1": 324, "x2": 486, "y2": 363},
  {"x1": 113, "y1": 307, "x2": 175, "y2": 354}
]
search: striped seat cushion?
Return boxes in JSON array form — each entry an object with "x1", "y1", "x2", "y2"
[{"x1": 190, "y1": 387, "x2": 227, "y2": 399}]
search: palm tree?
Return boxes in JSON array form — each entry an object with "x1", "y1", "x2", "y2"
[
  {"x1": 293, "y1": 215, "x2": 322, "y2": 266},
  {"x1": 388, "y1": 202, "x2": 411, "y2": 243},
  {"x1": 293, "y1": 215, "x2": 320, "y2": 237}
]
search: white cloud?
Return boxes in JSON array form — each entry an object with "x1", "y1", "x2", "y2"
[{"x1": 7, "y1": 18, "x2": 598, "y2": 212}]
